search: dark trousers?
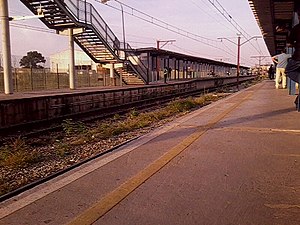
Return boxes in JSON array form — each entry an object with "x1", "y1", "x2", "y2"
[{"x1": 164, "y1": 74, "x2": 167, "y2": 83}]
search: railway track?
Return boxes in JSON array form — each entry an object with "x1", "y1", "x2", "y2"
[
  {"x1": 0, "y1": 76, "x2": 257, "y2": 139},
  {"x1": 0, "y1": 83, "x2": 211, "y2": 141},
  {"x1": 0, "y1": 77, "x2": 239, "y2": 140},
  {"x1": 0, "y1": 77, "x2": 258, "y2": 202}
]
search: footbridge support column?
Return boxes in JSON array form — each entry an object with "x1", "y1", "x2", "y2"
[
  {"x1": 109, "y1": 63, "x2": 116, "y2": 86},
  {"x1": 69, "y1": 28, "x2": 75, "y2": 90}
]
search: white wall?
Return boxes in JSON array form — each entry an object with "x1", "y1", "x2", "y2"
[{"x1": 50, "y1": 50, "x2": 97, "y2": 72}]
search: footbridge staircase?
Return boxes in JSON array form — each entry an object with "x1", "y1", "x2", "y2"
[{"x1": 20, "y1": 0, "x2": 148, "y2": 84}]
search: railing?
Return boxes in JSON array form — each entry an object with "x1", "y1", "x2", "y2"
[
  {"x1": 63, "y1": 0, "x2": 120, "y2": 53},
  {"x1": 125, "y1": 44, "x2": 148, "y2": 82},
  {"x1": 60, "y1": 0, "x2": 147, "y2": 81},
  {"x1": 0, "y1": 68, "x2": 111, "y2": 92}
]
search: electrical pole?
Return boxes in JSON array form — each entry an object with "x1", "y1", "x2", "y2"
[
  {"x1": 0, "y1": 0, "x2": 44, "y2": 94},
  {"x1": 0, "y1": 0, "x2": 13, "y2": 94},
  {"x1": 218, "y1": 35, "x2": 262, "y2": 90},
  {"x1": 250, "y1": 55, "x2": 270, "y2": 66},
  {"x1": 237, "y1": 35, "x2": 241, "y2": 90}
]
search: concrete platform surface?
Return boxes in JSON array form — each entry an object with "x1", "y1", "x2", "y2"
[
  {"x1": 0, "y1": 80, "x2": 179, "y2": 101},
  {"x1": 0, "y1": 80, "x2": 299, "y2": 225}
]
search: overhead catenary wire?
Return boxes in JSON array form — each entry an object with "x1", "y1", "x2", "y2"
[
  {"x1": 112, "y1": 30, "x2": 156, "y2": 43},
  {"x1": 192, "y1": 0, "x2": 237, "y2": 34},
  {"x1": 219, "y1": 38, "x2": 256, "y2": 65},
  {"x1": 255, "y1": 39, "x2": 263, "y2": 55},
  {"x1": 189, "y1": 0, "x2": 258, "y2": 65},
  {"x1": 193, "y1": 0, "x2": 258, "y2": 64},
  {"x1": 10, "y1": 24, "x2": 256, "y2": 64},
  {"x1": 97, "y1": 0, "x2": 218, "y2": 43},
  {"x1": 205, "y1": 0, "x2": 263, "y2": 55},
  {"x1": 10, "y1": 22, "x2": 56, "y2": 34},
  {"x1": 172, "y1": 44, "x2": 218, "y2": 60},
  {"x1": 206, "y1": 0, "x2": 251, "y2": 37},
  {"x1": 8, "y1": 0, "x2": 256, "y2": 65},
  {"x1": 198, "y1": 0, "x2": 264, "y2": 64},
  {"x1": 94, "y1": 0, "x2": 244, "y2": 63},
  {"x1": 8, "y1": 0, "x2": 259, "y2": 66}
]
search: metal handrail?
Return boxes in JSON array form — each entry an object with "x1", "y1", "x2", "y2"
[
  {"x1": 63, "y1": 0, "x2": 120, "y2": 51},
  {"x1": 62, "y1": 0, "x2": 147, "y2": 81},
  {"x1": 125, "y1": 44, "x2": 148, "y2": 82}
]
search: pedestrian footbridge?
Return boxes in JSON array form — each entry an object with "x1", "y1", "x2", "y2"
[{"x1": 20, "y1": 0, "x2": 148, "y2": 84}]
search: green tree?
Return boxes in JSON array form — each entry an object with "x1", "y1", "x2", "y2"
[{"x1": 20, "y1": 51, "x2": 46, "y2": 68}]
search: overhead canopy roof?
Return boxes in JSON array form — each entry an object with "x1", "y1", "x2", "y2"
[
  {"x1": 248, "y1": 0, "x2": 299, "y2": 55},
  {"x1": 134, "y1": 47, "x2": 249, "y2": 69}
]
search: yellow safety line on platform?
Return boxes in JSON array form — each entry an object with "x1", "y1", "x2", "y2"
[
  {"x1": 67, "y1": 91, "x2": 254, "y2": 225},
  {"x1": 272, "y1": 154, "x2": 300, "y2": 157},
  {"x1": 216, "y1": 127, "x2": 300, "y2": 134}
]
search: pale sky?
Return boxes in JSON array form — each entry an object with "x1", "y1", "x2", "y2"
[{"x1": 3, "y1": 0, "x2": 272, "y2": 66}]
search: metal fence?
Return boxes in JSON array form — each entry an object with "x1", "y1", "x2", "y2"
[{"x1": 0, "y1": 68, "x2": 113, "y2": 92}]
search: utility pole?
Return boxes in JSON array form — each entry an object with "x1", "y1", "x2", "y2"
[
  {"x1": 0, "y1": 0, "x2": 13, "y2": 94},
  {"x1": 0, "y1": 0, "x2": 44, "y2": 94},
  {"x1": 250, "y1": 55, "x2": 270, "y2": 66},
  {"x1": 218, "y1": 35, "x2": 262, "y2": 90},
  {"x1": 237, "y1": 35, "x2": 241, "y2": 90}
]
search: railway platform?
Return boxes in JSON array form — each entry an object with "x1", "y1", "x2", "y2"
[
  {"x1": 0, "y1": 79, "x2": 208, "y2": 101},
  {"x1": 0, "y1": 80, "x2": 299, "y2": 225},
  {"x1": 0, "y1": 76, "x2": 254, "y2": 130},
  {"x1": 0, "y1": 85, "x2": 135, "y2": 101}
]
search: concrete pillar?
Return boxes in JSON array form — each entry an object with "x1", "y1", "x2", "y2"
[
  {"x1": 156, "y1": 56, "x2": 160, "y2": 81},
  {"x1": 109, "y1": 63, "x2": 114, "y2": 78},
  {"x1": 69, "y1": 28, "x2": 75, "y2": 89},
  {"x1": 150, "y1": 54, "x2": 155, "y2": 82},
  {"x1": 177, "y1": 60, "x2": 179, "y2": 79},
  {"x1": 147, "y1": 52, "x2": 150, "y2": 84},
  {"x1": 109, "y1": 63, "x2": 116, "y2": 86},
  {"x1": 119, "y1": 63, "x2": 123, "y2": 86},
  {"x1": 1, "y1": 0, "x2": 13, "y2": 94}
]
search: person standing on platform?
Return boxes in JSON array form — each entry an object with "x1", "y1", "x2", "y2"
[
  {"x1": 272, "y1": 49, "x2": 291, "y2": 89},
  {"x1": 268, "y1": 64, "x2": 275, "y2": 80},
  {"x1": 168, "y1": 67, "x2": 172, "y2": 81},
  {"x1": 286, "y1": 9, "x2": 300, "y2": 109},
  {"x1": 163, "y1": 67, "x2": 168, "y2": 83}
]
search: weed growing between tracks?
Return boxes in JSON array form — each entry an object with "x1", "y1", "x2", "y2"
[
  {"x1": 0, "y1": 138, "x2": 42, "y2": 168},
  {"x1": 0, "y1": 93, "x2": 226, "y2": 197}
]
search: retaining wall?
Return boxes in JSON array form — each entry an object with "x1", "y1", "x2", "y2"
[{"x1": 0, "y1": 76, "x2": 255, "y2": 129}]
